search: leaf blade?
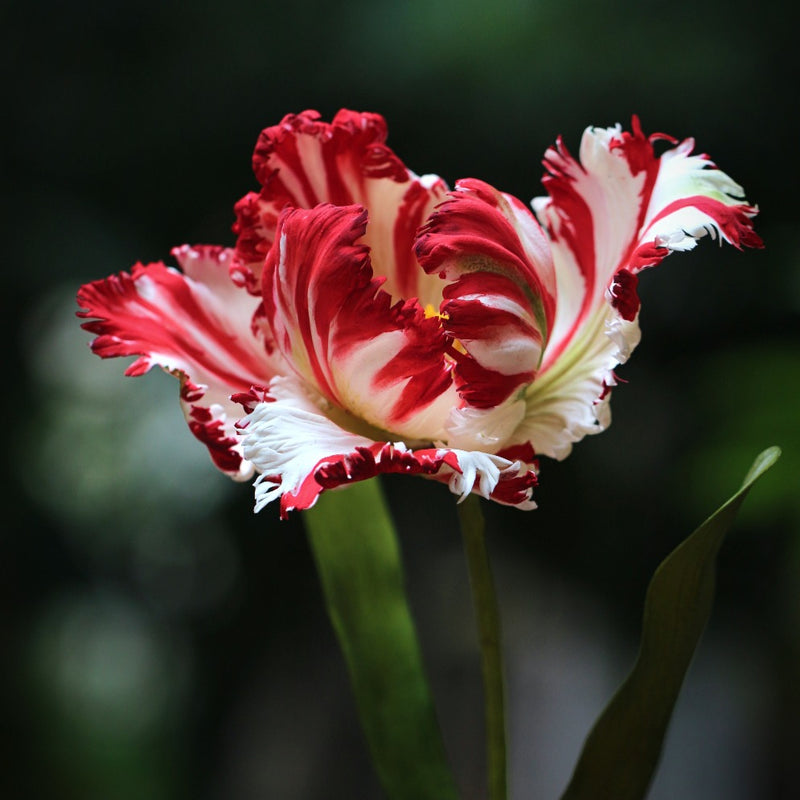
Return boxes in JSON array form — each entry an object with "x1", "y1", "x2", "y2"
[{"x1": 560, "y1": 446, "x2": 781, "y2": 800}]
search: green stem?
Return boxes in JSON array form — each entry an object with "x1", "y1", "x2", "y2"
[
  {"x1": 457, "y1": 494, "x2": 507, "y2": 800},
  {"x1": 306, "y1": 480, "x2": 460, "y2": 800}
]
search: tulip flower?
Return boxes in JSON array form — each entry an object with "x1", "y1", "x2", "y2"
[{"x1": 77, "y1": 110, "x2": 760, "y2": 517}]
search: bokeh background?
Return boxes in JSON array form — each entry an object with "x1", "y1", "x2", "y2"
[{"x1": 3, "y1": 0, "x2": 798, "y2": 798}]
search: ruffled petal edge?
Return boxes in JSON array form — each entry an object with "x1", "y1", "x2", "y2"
[
  {"x1": 236, "y1": 377, "x2": 537, "y2": 517},
  {"x1": 77, "y1": 245, "x2": 275, "y2": 479}
]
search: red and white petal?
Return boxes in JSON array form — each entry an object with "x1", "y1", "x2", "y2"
[
  {"x1": 534, "y1": 118, "x2": 761, "y2": 369},
  {"x1": 516, "y1": 119, "x2": 761, "y2": 460},
  {"x1": 511, "y1": 299, "x2": 641, "y2": 460},
  {"x1": 632, "y1": 136, "x2": 762, "y2": 263},
  {"x1": 238, "y1": 377, "x2": 537, "y2": 517},
  {"x1": 233, "y1": 109, "x2": 448, "y2": 308},
  {"x1": 439, "y1": 448, "x2": 537, "y2": 509},
  {"x1": 77, "y1": 245, "x2": 279, "y2": 479},
  {"x1": 415, "y1": 178, "x2": 557, "y2": 410},
  {"x1": 262, "y1": 203, "x2": 458, "y2": 440},
  {"x1": 183, "y1": 395, "x2": 250, "y2": 477},
  {"x1": 367, "y1": 172, "x2": 449, "y2": 308},
  {"x1": 239, "y1": 377, "x2": 377, "y2": 515}
]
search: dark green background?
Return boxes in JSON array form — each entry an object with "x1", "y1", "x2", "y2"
[{"x1": 3, "y1": 1, "x2": 798, "y2": 798}]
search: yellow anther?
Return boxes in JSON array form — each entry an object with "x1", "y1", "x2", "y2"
[{"x1": 424, "y1": 303, "x2": 465, "y2": 355}]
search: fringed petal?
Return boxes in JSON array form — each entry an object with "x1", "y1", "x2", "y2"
[
  {"x1": 534, "y1": 117, "x2": 760, "y2": 367},
  {"x1": 238, "y1": 377, "x2": 537, "y2": 517},
  {"x1": 262, "y1": 203, "x2": 457, "y2": 440},
  {"x1": 514, "y1": 300, "x2": 641, "y2": 460},
  {"x1": 416, "y1": 178, "x2": 557, "y2": 409},
  {"x1": 517, "y1": 118, "x2": 761, "y2": 459},
  {"x1": 77, "y1": 245, "x2": 278, "y2": 478},
  {"x1": 232, "y1": 109, "x2": 447, "y2": 308}
]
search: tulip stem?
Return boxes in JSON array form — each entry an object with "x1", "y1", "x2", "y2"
[
  {"x1": 458, "y1": 494, "x2": 507, "y2": 800},
  {"x1": 306, "y1": 480, "x2": 460, "y2": 800}
]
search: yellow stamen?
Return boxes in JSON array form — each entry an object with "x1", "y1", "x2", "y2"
[
  {"x1": 423, "y1": 304, "x2": 467, "y2": 355},
  {"x1": 424, "y1": 303, "x2": 445, "y2": 320}
]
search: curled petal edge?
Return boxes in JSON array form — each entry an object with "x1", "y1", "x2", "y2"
[
  {"x1": 415, "y1": 178, "x2": 557, "y2": 409},
  {"x1": 236, "y1": 378, "x2": 537, "y2": 518},
  {"x1": 261, "y1": 203, "x2": 455, "y2": 438},
  {"x1": 513, "y1": 296, "x2": 641, "y2": 461},
  {"x1": 519, "y1": 119, "x2": 762, "y2": 460},
  {"x1": 534, "y1": 118, "x2": 761, "y2": 369},
  {"x1": 232, "y1": 108, "x2": 446, "y2": 302},
  {"x1": 76, "y1": 245, "x2": 274, "y2": 480}
]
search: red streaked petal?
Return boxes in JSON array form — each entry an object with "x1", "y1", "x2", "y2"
[
  {"x1": 251, "y1": 109, "x2": 407, "y2": 199},
  {"x1": 238, "y1": 377, "x2": 537, "y2": 517},
  {"x1": 512, "y1": 119, "x2": 761, "y2": 461},
  {"x1": 262, "y1": 203, "x2": 456, "y2": 440},
  {"x1": 233, "y1": 109, "x2": 404, "y2": 284},
  {"x1": 185, "y1": 399, "x2": 248, "y2": 477},
  {"x1": 535, "y1": 118, "x2": 761, "y2": 370},
  {"x1": 231, "y1": 191, "x2": 275, "y2": 292},
  {"x1": 390, "y1": 175, "x2": 448, "y2": 302},
  {"x1": 233, "y1": 109, "x2": 447, "y2": 307},
  {"x1": 415, "y1": 178, "x2": 556, "y2": 408},
  {"x1": 76, "y1": 245, "x2": 279, "y2": 478}
]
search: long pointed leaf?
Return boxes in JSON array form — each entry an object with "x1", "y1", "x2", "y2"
[
  {"x1": 305, "y1": 480, "x2": 460, "y2": 800},
  {"x1": 561, "y1": 446, "x2": 781, "y2": 800}
]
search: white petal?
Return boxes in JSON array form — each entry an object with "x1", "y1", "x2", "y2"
[
  {"x1": 240, "y1": 377, "x2": 376, "y2": 513},
  {"x1": 443, "y1": 449, "x2": 537, "y2": 509},
  {"x1": 514, "y1": 301, "x2": 640, "y2": 460},
  {"x1": 445, "y1": 398, "x2": 527, "y2": 453}
]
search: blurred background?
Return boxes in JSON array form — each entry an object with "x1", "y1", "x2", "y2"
[{"x1": 3, "y1": 0, "x2": 798, "y2": 797}]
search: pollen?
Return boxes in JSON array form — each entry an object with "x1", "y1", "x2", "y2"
[
  {"x1": 423, "y1": 304, "x2": 468, "y2": 356},
  {"x1": 424, "y1": 303, "x2": 446, "y2": 320}
]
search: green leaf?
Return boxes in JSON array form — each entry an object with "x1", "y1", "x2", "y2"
[
  {"x1": 560, "y1": 446, "x2": 781, "y2": 800},
  {"x1": 305, "y1": 480, "x2": 460, "y2": 800}
]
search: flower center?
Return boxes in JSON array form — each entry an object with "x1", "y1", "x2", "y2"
[{"x1": 424, "y1": 303, "x2": 467, "y2": 356}]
